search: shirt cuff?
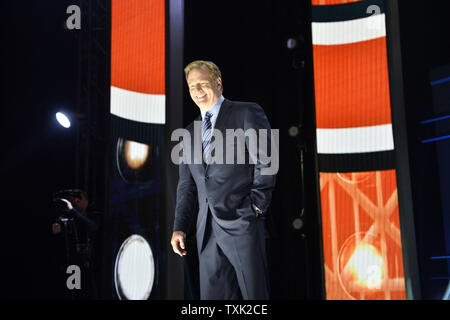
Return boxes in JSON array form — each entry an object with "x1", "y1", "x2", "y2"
[{"x1": 252, "y1": 204, "x2": 263, "y2": 215}]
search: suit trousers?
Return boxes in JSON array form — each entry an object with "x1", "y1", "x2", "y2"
[{"x1": 198, "y1": 209, "x2": 270, "y2": 300}]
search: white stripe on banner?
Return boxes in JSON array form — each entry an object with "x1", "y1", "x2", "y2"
[
  {"x1": 110, "y1": 86, "x2": 165, "y2": 124},
  {"x1": 312, "y1": 13, "x2": 386, "y2": 45},
  {"x1": 316, "y1": 124, "x2": 394, "y2": 154}
]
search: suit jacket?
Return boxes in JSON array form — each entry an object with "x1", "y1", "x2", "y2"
[{"x1": 173, "y1": 99, "x2": 276, "y2": 251}]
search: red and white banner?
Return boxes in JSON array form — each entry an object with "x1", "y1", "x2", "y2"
[{"x1": 311, "y1": 0, "x2": 406, "y2": 300}]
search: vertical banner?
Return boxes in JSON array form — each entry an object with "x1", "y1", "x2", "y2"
[
  {"x1": 110, "y1": 0, "x2": 165, "y2": 300},
  {"x1": 311, "y1": 0, "x2": 406, "y2": 299}
]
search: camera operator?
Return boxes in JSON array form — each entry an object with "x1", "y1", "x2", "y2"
[{"x1": 51, "y1": 189, "x2": 99, "y2": 299}]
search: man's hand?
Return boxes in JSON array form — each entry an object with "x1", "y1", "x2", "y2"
[
  {"x1": 60, "y1": 198, "x2": 73, "y2": 211},
  {"x1": 252, "y1": 204, "x2": 262, "y2": 218},
  {"x1": 52, "y1": 223, "x2": 61, "y2": 234},
  {"x1": 171, "y1": 231, "x2": 187, "y2": 256}
]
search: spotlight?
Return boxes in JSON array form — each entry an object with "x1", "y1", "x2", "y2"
[
  {"x1": 124, "y1": 140, "x2": 150, "y2": 170},
  {"x1": 338, "y1": 234, "x2": 387, "y2": 295},
  {"x1": 346, "y1": 243, "x2": 385, "y2": 290},
  {"x1": 114, "y1": 234, "x2": 155, "y2": 300},
  {"x1": 55, "y1": 112, "x2": 71, "y2": 128},
  {"x1": 116, "y1": 137, "x2": 154, "y2": 183}
]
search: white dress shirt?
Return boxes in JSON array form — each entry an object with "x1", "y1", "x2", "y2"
[{"x1": 200, "y1": 95, "x2": 225, "y2": 130}]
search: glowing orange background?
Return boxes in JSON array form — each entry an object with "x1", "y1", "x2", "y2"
[
  {"x1": 319, "y1": 171, "x2": 406, "y2": 299},
  {"x1": 111, "y1": 0, "x2": 165, "y2": 94},
  {"x1": 313, "y1": 38, "x2": 392, "y2": 129}
]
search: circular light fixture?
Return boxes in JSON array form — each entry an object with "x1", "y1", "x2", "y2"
[
  {"x1": 114, "y1": 234, "x2": 155, "y2": 300},
  {"x1": 124, "y1": 140, "x2": 150, "y2": 170},
  {"x1": 56, "y1": 112, "x2": 71, "y2": 128},
  {"x1": 116, "y1": 137, "x2": 153, "y2": 183}
]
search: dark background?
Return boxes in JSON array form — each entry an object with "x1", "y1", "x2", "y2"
[
  {"x1": 1, "y1": 0, "x2": 449, "y2": 299},
  {"x1": 397, "y1": 0, "x2": 450, "y2": 299},
  {"x1": 1, "y1": 1, "x2": 79, "y2": 299}
]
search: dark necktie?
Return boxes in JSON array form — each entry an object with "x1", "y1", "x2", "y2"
[{"x1": 202, "y1": 111, "x2": 213, "y2": 163}]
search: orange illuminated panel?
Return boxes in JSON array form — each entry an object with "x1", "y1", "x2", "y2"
[
  {"x1": 312, "y1": 0, "x2": 361, "y2": 5},
  {"x1": 313, "y1": 38, "x2": 392, "y2": 129},
  {"x1": 111, "y1": 0, "x2": 165, "y2": 124},
  {"x1": 111, "y1": 0, "x2": 165, "y2": 94},
  {"x1": 311, "y1": 0, "x2": 407, "y2": 299},
  {"x1": 320, "y1": 170, "x2": 405, "y2": 299}
]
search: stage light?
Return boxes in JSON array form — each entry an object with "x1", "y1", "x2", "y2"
[
  {"x1": 116, "y1": 137, "x2": 154, "y2": 183},
  {"x1": 345, "y1": 243, "x2": 385, "y2": 290},
  {"x1": 114, "y1": 234, "x2": 155, "y2": 300},
  {"x1": 56, "y1": 112, "x2": 71, "y2": 128},
  {"x1": 124, "y1": 140, "x2": 150, "y2": 170}
]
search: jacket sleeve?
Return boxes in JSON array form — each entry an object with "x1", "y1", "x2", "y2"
[
  {"x1": 173, "y1": 138, "x2": 197, "y2": 233},
  {"x1": 244, "y1": 103, "x2": 277, "y2": 213},
  {"x1": 70, "y1": 208, "x2": 98, "y2": 232}
]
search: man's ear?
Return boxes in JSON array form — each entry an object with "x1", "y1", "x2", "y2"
[{"x1": 217, "y1": 77, "x2": 223, "y2": 90}]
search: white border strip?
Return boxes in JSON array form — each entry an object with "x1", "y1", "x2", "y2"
[
  {"x1": 111, "y1": 86, "x2": 165, "y2": 124},
  {"x1": 317, "y1": 124, "x2": 394, "y2": 154},
  {"x1": 312, "y1": 14, "x2": 386, "y2": 45}
]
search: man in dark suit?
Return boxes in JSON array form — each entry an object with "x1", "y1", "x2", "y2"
[{"x1": 171, "y1": 60, "x2": 277, "y2": 300}]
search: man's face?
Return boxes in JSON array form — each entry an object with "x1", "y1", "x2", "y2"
[
  {"x1": 187, "y1": 67, "x2": 222, "y2": 112},
  {"x1": 73, "y1": 194, "x2": 88, "y2": 214}
]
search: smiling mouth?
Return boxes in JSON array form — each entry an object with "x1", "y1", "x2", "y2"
[{"x1": 197, "y1": 94, "x2": 206, "y2": 99}]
